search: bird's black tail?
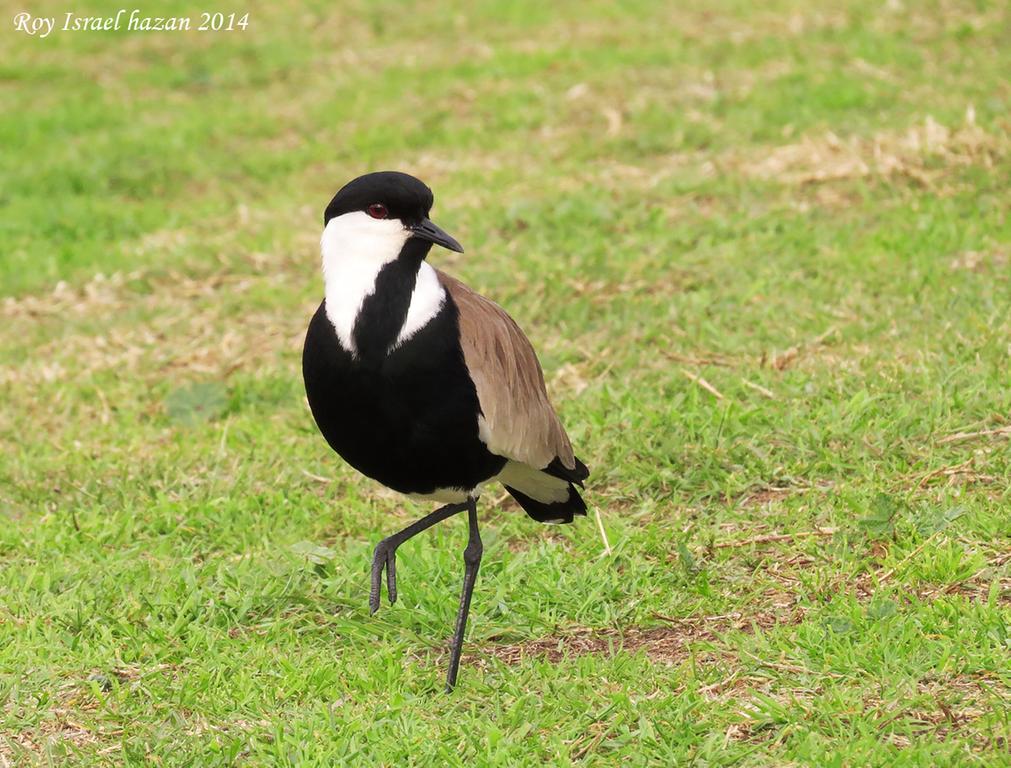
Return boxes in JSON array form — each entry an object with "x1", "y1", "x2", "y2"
[
  {"x1": 505, "y1": 455, "x2": 589, "y2": 524},
  {"x1": 505, "y1": 483, "x2": 587, "y2": 524},
  {"x1": 509, "y1": 456, "x2": 590, "y2": 529}
]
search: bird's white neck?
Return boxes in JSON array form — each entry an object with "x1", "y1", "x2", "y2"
[{"x1": 320, "y1": 211, "x2": 446, "y2": 357}]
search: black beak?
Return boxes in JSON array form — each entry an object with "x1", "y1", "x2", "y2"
[{"x1": 408, "y1": 218, "x2": 464, "y2": 253}]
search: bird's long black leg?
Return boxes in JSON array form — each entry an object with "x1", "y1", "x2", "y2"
[
  {"x1": 369, "y1": 501, "x2": 469, "y2": 614},
  {"x1": 445, "y1": 498, "x2": 482, "y2": 692}
]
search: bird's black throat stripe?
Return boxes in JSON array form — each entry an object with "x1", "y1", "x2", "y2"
[{"x1": 351, "y1": 238, "x2": 430, "y2": 366}]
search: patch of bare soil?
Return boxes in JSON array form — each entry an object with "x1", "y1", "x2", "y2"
[
  {"x1": 0, "y1": 678, "x2": 121, "y2": 763},
  {"x1": 475, "y1": 608, "x2": 799, "y2": 667}
]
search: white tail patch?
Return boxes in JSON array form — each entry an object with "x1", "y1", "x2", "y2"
[{"x1": 492, "y1": 461, "x2": 570, "y2": 503}]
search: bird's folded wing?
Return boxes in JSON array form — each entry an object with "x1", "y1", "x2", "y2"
[{"x1": 437, "y1": 270, "x2": 576, "y2": 471}]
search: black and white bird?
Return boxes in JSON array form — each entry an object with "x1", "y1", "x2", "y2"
[{"x1": 301, "y1": 171, "x2": 588, "y2": 691}]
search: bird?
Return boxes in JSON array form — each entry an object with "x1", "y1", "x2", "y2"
[{"x1": 301, "y1": 171, "x2": 588, "y2": 691}]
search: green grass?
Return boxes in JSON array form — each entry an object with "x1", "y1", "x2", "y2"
[{"x1": 2, "y1": 0, "x2": 1010, "y2": 764}]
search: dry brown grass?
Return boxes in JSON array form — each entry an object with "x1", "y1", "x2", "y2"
[
  {"x1": 0, "y1": 266, "x2": 310, "y2": 388},
  {"x1": 740, "y1": 112, "x2": 1008, "y2": 188}
]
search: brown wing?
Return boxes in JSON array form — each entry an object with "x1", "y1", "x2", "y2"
[{"x1": 438, "y1": 270, "x2": 577, "y2": 471}]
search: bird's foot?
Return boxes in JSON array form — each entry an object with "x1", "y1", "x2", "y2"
[{"x1": 368, "y1": 539, "x2": 398, "y2": 614}]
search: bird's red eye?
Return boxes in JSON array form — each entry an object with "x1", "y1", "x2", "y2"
[{"x1": 367, "y1": 203, "x2": 388, "y2": 219}]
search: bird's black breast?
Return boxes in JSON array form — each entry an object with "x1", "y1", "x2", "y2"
[{"x1": 301, "y1": 298, "x2": 506, "y2": 496}]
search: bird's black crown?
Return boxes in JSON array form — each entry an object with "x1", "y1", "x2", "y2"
[{"x1": 323, "y1": 171, "x2": 434, "y2": 226}]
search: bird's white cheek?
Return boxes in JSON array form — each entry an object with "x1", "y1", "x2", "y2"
[
  {"x1": 320, "y1": 212, "x2": 410, "y2": 276},
  {"x1": 320, "y1": 211, "x2": 411, "y2": 354}
]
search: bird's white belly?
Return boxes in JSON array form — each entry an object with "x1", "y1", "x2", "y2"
[{"x1": 407, "y1": 486, "x2": 474, "y2": 504}]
